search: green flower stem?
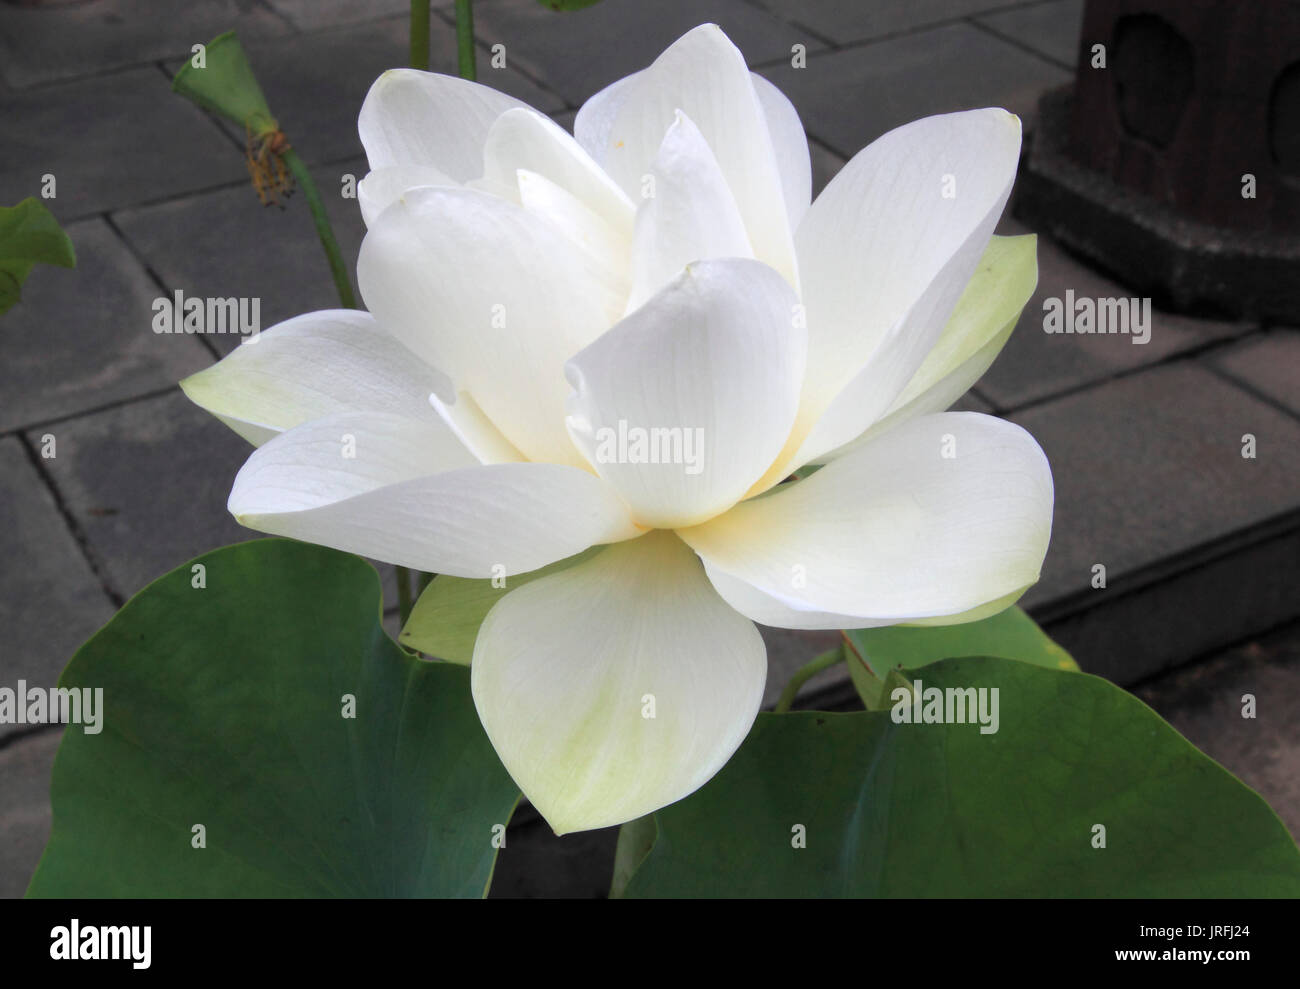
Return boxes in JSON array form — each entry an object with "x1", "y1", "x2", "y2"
[
  {"x1": 397, "y1": 566, "x2": 415, "y2": 628},
  {"x1": 397, "y1": 1, "x2": 447, "y2": 624},
  {"x1": 392, "y1": 0, "x2": 476, "y2": 625},
  {"x1": 410, "y1": 1, "x2": 430, "y2": 71},
  {"x1": 455, "y1": 0, "x2": 476, "y2": 81},
  {"x1": 773, "y1": 645, "x2": 845, "y2": 714},
  {"x1": 392, "y1": 0, "x2": 473, "y2": 623},
  {"x1": 281, "y1": 148, "x2": 356, "y2": 310}
]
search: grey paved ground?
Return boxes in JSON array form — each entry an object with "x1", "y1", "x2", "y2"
[{"x1": 1, "y1": 0, "x2": 1296, "y2": 896}]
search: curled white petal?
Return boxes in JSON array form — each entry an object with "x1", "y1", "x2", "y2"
[
  {"x1": 681, "y1": 413, "x2": 1053, "y2": 623},
  {"x1": 228, "y1": 412, "x2": 642, "y2": 576},
  {"x1": 358, "y1": 69, "x2": 530, "y2": 180},
  {"x1": 179, "y1": 310, "x2": 449, "y2": 446}
]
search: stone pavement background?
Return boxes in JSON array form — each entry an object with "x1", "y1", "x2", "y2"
[{"x1": 1, "y1": 0, "x2": 1297, "y2": 897}]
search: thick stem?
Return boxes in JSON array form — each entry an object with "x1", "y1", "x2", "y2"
[
  {"x1": 402, "y1": 2, "x2": 434, "y2": 620},
  {"x1": 281, "y1": 148, "x2": 356, "y2": 310},
  {"x1": 409, "y1": 1, "x2": 430, "y2": 71},
  {"x1": 773, "y1": 646, "x2": 845, "y2": 714},
  {"x1": 396, "y1": 0, "x2": 464, "y2": 619},
  {"x1": 396, "y1": 566, "x2": 414, "y2": 627},
  {"x1": 455, "y1": 0, "x2": 476, "y2": 81}
]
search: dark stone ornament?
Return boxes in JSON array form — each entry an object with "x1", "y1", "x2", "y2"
[{"x1": 1015, "y1": 0, "x2": 1300, "y2": 321}]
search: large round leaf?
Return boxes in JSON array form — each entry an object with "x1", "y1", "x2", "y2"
[
  {"x1": 620, "y1": 657, "x2": 1300, "y2": 897},
  {"x1": 26, "y1": 539, "x2": 519, "y2": 898}
]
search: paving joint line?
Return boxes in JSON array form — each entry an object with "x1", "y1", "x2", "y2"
[
  {"x1": 1201, "y1": 357, "x2": 1300, "y2": 428},
  {"x1": 1031, "y1": 506, "x2": 1300, "y2": 629},
  {"x1": 0, "y1": 56, "x2": 179, "y2": 95},
  {"x1": 252, "y1": 0, "x2": 298, "y2": 35},
  {"x1": 101, "y1": 212, "x2": 222, "y2": 362},
  {"x1": 965, "y1": 14, "x2": 1075, "y2": 72},
  {"x1": 429, "y1": 4, "x2": 574, "y2": 112},
  {"x1": 1123, "y1": 615, "x2": 1300, "y2": 693},
  {"x1": 15, "y1": 432, "x2": 124, "y2": 610},
  {"x1": 70, "y1": 144, "x2": 365, "y2": 226},
  {"x1": 0, "y1": 385, "x2": 183, "y2": 441},
  {"x1": 61, "y1": 173, "x2": 251, "y2": 227},
  {"x1": 990, "y1": 332, "x2": 1267, "y2": 418},
  {"x1": 0, "y1": 720, "x2": 62, "y2": 754},
  {"x1": 807, "y1": 133, "x2": 847, "y2": 165},
  {"x1": 0, "y1": 0, "x2": 399, "y2": 94},
  {"x1": 746, "y1": 0, "x2": 1065, "y2": 67},
  {"x1": 733, "y1": 0, "x2": 840, "y2": 51}
]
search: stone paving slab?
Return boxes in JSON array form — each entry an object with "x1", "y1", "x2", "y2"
[
  {"x1": 752, "y1": 0, "x2": 1031, "y2": 47},
  {"x1": 182, "y1": 13, "x2": 564, "y2": 168},
  {"x1": 1042, "y1": 522, "x2": 1300, "y2": 687},
  {"x1": 468, "y1": 0, "x2": 819, "y2": 108},
  {"x1": 0, "y1": 439, "x2": 115, "y2": 734},
  {"x1": 113, "y1": 156, "x2": 369, "y2": 356},
  {"x1": 29, "y1": 390, "x2": 400, "y2": 608},
  {"x1": 978, "y1": 220, "x2": 1255, "y2": 411},
  {"x1": 975, "y1": 0, "x2": 1084, "y2": 69},
  {"x1": 1012, "y1": 361, "x2": 1300, "y2": 617},
  {"x1": 1205, "y1": 329, "x2": 1300, "y2": 420},
  {"x1": 0, "y1": 0, "x2": 288, "y2": 89},
  {"x1": 24, "y1": 390, "x2": 254, "y2": 602},
  {"x1": 1133, "y1": 621, "x2": 1300, "y2": 842},
  {"x1": 0, "y1": 218, "x2": 211, "y2": 434},
  {"x1": 760, "y1": 22, "x2": 1071, "y2": 160},
  {"x1": 0, "y1": 65, "x2": 247, "y2": 220},
  {"x1": 0, "y1": 728, "x2": 61, "y2": 898}
]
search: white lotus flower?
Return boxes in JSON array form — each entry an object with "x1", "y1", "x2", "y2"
[{"x1": 181, "y1": 24, "x2": 1052, "y2": 834}]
